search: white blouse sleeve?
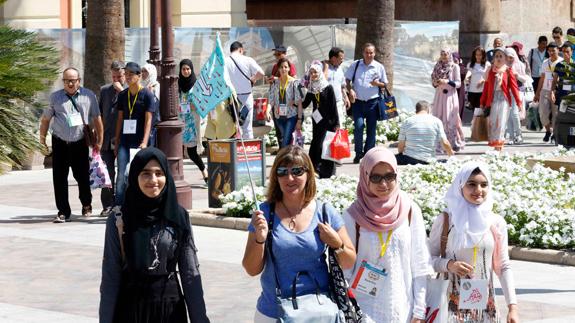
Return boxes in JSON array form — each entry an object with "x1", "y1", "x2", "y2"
[
  {"x1": 428, "y1": 212, "x2": 451, "y2": 273},
  {"x1": 493, "y1": 215, "x2": 518, "y2": 305},
  {"x1": 451, "y1": 64, "x2": 461, "y2": 89},
  {"x1": 409, "y1": 203, "x2": 433, "y2": 319},
  {"x1": 342, "y1": 210, "x2": 357, "y2": 282}
]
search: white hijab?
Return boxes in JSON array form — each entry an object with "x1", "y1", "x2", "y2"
[
  {"x1": 306, "y1": 61, "x2": 329, "y2": 94},
  {"x1": 141, "y1": 63, "x2": 159, "y2": 88},
  {"x1": 444, "y1": 162, "x2": 494, "y2": 251}
]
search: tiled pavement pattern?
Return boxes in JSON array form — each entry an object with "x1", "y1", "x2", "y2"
[{"x1": 1, "y1": 127, "x2": 575, "y2": 322}]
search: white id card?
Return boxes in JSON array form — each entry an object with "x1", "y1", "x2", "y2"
[
  {"x1": 67, "y1": 113, "x2": 83, "y2": 127},
  {"x1": 458, "y1": 279, "x2": 489, "y2": 310},
  {"x1": 312, "y1": 109, "x2": 323, "y2": 123},
  {"x1": 279, "y1": 104, "x2": 288, "y2": 117},
  {"x1": 123, "y1": 119, "x2": 137, "y2": 134},
  {"x1": 350, "y1": 260, "x2": 387, "y2": 298},
  {"x1": 563, "y1": 84, "x2": 572, "y2": 91},
  {"x1": 180, "y1": 103, "x2": 191, "y2": 114},
  {"x1": 545, "y1": 71, "x2": 553, "y2": 80},
  {"x1": 560, "y1": 100, "x2": 568, "y2": 113}
]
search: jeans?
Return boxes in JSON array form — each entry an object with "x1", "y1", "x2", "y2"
[
  {"x1": 114, "y1": 144, "x2": 130, "y2": 206},
  {"x1": 352, "y1": 98, "x2": 379, "y2": 157},
  {"x1": 505, "y1": 98, "x2": 522, "y2": 140},
  {"x1": 275, "y1": 116, "x2": 298, "y2": 148},
  {"x1": 52, "y1": 136, "x2": 92, "y2": 217},
  {"x1": 100, "y1": 149, "x2": 116, "y2": 209}
]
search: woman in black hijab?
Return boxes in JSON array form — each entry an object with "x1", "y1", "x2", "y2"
[
  {"x1": 179, "y1": 59, "x2": 208, "y2": 184},
  {"x1": 99, "y1": 147, "x2": 210, "y2": 323}
]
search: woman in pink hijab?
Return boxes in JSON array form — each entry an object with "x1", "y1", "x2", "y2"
[{"x1": 342, "y1": 147, "x2": 432, "y2": 323}]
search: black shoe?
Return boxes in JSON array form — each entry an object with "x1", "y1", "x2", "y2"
[
  {"x1": 543, "y1": 131, "x2": 551, "y2": 142},
  {"x1": 353, "y1": 156, "x2": 361, "y2": 164},
  {"x1": 82, "y1": 205, "x2": 92, "y2": 217},
  {"x1": 53, "y1": 213, "x2": 65, "y2": 223},
  {"x1": 65, "y1": 217, "x2": 72, "y2": 222}
]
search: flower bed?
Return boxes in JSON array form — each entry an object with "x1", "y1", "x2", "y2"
[{"x1": 220, "y1": 148, "x2": 575, "y2": 250}]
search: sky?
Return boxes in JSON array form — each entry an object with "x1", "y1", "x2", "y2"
[{"x1": 399, "y1": 21, "x2": 459, "y2": 38}]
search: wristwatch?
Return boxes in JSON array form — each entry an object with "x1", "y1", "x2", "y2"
[{"x1": 334, "y1": 242, "x2": 345, "y2": 255}]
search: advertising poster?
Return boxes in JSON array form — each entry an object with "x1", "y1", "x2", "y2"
[
  {"x1": 236, "y1": 140, "x2": 265, "y2": 190},
  {"x1": 208, "y1": 141, "x2": 234, "y2": 208}
]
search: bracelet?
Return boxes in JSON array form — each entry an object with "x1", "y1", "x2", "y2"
[{"x1": 255, "y1": 238, "x2": 265, "y2": 244}]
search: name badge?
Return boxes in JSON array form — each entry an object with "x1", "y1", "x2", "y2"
[
  {"x1": 123, "y1": 119, "x2": 137, "y2": 134},
  {"x1": 180, "y1": 103, "x2": 191, "y2": 114},
  {"x1": 279, "y1": 104, "x2": 288, "y2": 117},
  {"x1": 312, "y1": 109, "x2": 323, "y2": 123},
  {"x1": 545, "y1": 71, "x2": 553, "y2": 80},
  {"x1": 563, "y1": 84, "x2": 572, "y2": 91},
  {"x1": 458, "y1": 279, "x2": 489, "y2": 310},
  {"x1": 67, "y1": 112, "x2": 83, "y2": 127},
  {"x1": 350, "y1": 260, "x2": 387, "y2": 298}
]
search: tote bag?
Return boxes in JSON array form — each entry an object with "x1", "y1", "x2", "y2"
[
  {"x1": 322, "y1": 131, "x2": 341, "y2": 163},
  {"x1": 425, "y1": 277, "x2": 449, "y2": 323},
  {"x1": 377, "y1": 88, "x2": 399, "y2": 121}
]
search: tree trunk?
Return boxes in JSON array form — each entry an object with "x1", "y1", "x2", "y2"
[
  {"x1": 84, "y1": 0, "x2": 125, "y2": 96},
  {"x1": 355, "y1": 0, "x2": 395, "y2": 89}
]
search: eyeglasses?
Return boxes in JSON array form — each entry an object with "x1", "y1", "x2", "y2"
[
  {"x1": 62, "y1": 79, "x2": 79, "y2": 84},
  {"x1": 276, "y1": 166, "x2": 307, "y2": 177},
  {"x1": 369, "y1": 172, "x2": 397, "y2": 184}
]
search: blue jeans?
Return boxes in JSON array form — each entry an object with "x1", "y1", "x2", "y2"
[
  {"x1": 275, "y1": 116, "x2": 298, "y2": 148},
  {"x1": 114, "y1": 145, "x2": 130, "y2": 206},
  {"x1": 352, "y1": 98, "x2": 379, "y2": 157}
]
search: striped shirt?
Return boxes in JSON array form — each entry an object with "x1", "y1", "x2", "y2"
[
  {"x1": 43, "y1": 87, "x2": 100, "y2": 142},
  {"x1": 398, "y1": 114, "x2": 446, "y2": 162}
]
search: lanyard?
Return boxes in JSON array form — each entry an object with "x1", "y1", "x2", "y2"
[
  {"x1": 279, "y1": 78, "x2": 288, "y2": 102},
  {"x1": 127, "y1": 86, "x2": 142, "y2": 119},
  {"x1": 314, "y1": 92, "x2": 320, "y2": 103},
  {"x1": 472, "y1": 246, "x2": 478, "y2": 268},
  {"x1": 377, "y1": 230, "x2": 393, "y2": 258}
]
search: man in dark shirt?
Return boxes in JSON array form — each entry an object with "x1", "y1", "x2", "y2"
[
  {"x1": 114, "y1": 62, "x2": 156, "y2": 205},
  {"x1": 98, "y1": 61, "x2": 126, "y2": 216}
]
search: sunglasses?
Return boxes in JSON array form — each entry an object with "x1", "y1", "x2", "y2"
[
  {"x1": 276, "y1": 166, "x2": 307, "y2": 177},
  {"x1": 369, "y1": 172, "x2": 397, "y2": 184}
]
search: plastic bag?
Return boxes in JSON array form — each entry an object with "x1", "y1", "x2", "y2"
[
  {"x1": 330, "y1": 129, "x2": 351, "y2": 160},
  {"x1": 321, "y1": 131, "x2": 340, "y2": 162},
  {"x1": 291, "y1": 129, "x2": 305, "y2": 147},
  {"x1": 89, "y1": 149, "x2": 112, "y2": 189}
]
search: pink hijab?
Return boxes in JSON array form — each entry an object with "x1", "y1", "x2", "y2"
[{"x1": 347, "y1": 147, "x2": 410, "y2": 232}]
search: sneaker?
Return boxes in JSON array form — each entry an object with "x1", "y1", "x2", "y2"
[
  {"x1": 53, "y1": 213, "x2": 65, "y2": 223},
  {"x1": 99, "y1": 207, "x2": 112, "y2": 217},
  {"x1": 82, "y1": 205, "x2": 92, "y2": 217},
  {"x1": 543, "y1": 131, "x2": 551, "y2": 142},
  {"x1": 513, "y1": 136, "x2": 524, "y2": 145}
]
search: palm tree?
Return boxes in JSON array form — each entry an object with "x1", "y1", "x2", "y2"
[
  {"x1": 0, "y1": 25, "x2": 59, "y2": 173},
  {"x1": 355, "y1": 0, "x2": 395, "y2": 89},
  {"x1": 84, "y1": 0, "x2": 125, "y2": 95}
]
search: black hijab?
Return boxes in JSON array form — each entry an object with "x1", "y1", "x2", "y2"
[
  {"x1": 122, "y1": 147, "x2": 190, "y2": 271},
  {"x1": 178, "y1": 59, "x2": 196, "y2": 93}
]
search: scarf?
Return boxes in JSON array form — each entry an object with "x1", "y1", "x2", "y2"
[
  {"x1": 141, "y1": 63, "x2": 159, "y2": 89},
  {"x1": 122, "y1": 147, "x2": 190, "y2": 272},
  {"x1": 444, "y1": 162, "x2": 494, "y2": 251},
  {"x1": 306, "y1": 60, "x2": 329, "y2": 94},
  {"x1": 431, "y1": 48, "x2": 453, "y2": 85},
  {"x1": 347, "y1": 147, "x2": 410, "y2": 232},
  {"x1": 178, "y1": 59, "x2": 197, "y2": 93}
]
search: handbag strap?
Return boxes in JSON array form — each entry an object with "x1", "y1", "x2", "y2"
[
  {"x1": 265, "y1": 203, "x2": 284, "y2": 296},
  {"x1": 66, "y1": 93, "x2": 88, "y2": 127},
  {"x1": 230, "y1": 55, "x2": 253, "y2": 88},
  {"x1": 440, "y1": 212, "x2": 450, "y2": 258}
]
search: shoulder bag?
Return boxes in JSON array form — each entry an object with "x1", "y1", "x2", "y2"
[
  {"x1": 346, "y1": 61, "x2": 361, "y2": 117},
  {"x1": 321, "y1": 204, "x2": 363, "y2": 323},
  {"x1": 377, "y1": 87, "x2": 398, "y2": 121},
  {"x1": 424, "y1": 212, "x2": 450, "y2": 323},
  {"x1": 266, "y1": 203, "x2": 343, "y2": 323},
  {"x1": 67, "y1": 93, "x2": 96, "y2": 148}
]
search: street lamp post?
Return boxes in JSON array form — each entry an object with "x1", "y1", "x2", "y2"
[
  {"x1": 147, "y1": 0, "x2": 161, "y2": 74},
  {"x1": 153, "y1": 0, "x2": 193, "y2": 208}
]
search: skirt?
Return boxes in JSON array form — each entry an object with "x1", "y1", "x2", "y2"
[{"x1": 114, "y1": 273, "x2": 187, "y2": 323}]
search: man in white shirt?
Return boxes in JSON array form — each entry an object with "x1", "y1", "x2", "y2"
[
  {"x1": 225, "y1": 41, "x2": 265, "y2": 138},
  {"x1": 535, "y1": 43, "x2": 563, "y2": 142},
  {"x1": 396, "y1": 101, "x2": 453, "y2": 165},
  {"x1": 325, "y1": 47, "x2": 350, "y2": 128}
]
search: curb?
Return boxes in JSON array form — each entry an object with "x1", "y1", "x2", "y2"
[{"x1": 189, "y1": 212, "x2": 575, "y2": 267}]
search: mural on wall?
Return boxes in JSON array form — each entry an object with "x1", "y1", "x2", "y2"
[{"x1": 35, "y1": 21, "x2": 459, "y2": 112}]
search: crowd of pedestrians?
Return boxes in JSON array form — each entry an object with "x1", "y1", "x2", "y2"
[{"x1": 35, "y1": 26, "x2": 575, "y2": 321}]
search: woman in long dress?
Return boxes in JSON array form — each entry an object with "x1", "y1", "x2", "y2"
[
  {"x1": 480, "y1": 48, "x2": 522, "y2": 151},
  {"x1": 428, "y1": 162, "x2": 519, "y2": 323},
  {"x1": 431, "y1": 48, "x2": 466, "y2": 152},
  {"x1": 504, "y1": 48, "x2": 530, "y2": 145}
]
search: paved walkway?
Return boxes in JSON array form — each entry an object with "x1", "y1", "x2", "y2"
[{"x1": 1, "y1": 126, "x2": 573, "y2": 322}]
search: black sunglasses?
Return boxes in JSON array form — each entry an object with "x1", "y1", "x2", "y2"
[
  {"x1": 369, "y1": 172, "x2": 397, "y2": 184},
  {"x1": 276, "y1": 166, "x2": 307, "y2": 177}
]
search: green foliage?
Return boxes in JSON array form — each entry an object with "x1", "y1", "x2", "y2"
[{"x1": 0, "y1": 26, "x2": 59, "y2": 172}]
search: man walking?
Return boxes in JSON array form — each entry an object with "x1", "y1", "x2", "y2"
[
  {"x1": 98, "y1": 61, "x2": 126, "y2": 216},
  {"x1": 39, "y1": 67, "x2": 103, "y2": 223},
  {"x1": 225, "y1": 41, "x2": 265, "y2": 138},
  {"x1": 396, "y1": 101, "x2": 453, "y2": 165},
  {"x1": 345, "y1": 43, "x2": 388, "y2": 163},
  {"x1": 535, "y1": 43, "x2": 563, "y2": 142},
  {"x1": 114, "y1": 62, "x2": 156, "y2": 205},
  {"x1": 528, "y1": 36, "x2": 549, "y2": 91},
  {"x1": 487, "y1": 37, "x2": 504, "y2": 63},
  {"x1": 325, "y1": 47, "x2": 350, "y2": 127}
]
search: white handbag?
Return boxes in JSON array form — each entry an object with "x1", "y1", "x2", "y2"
[
  {"x1": 425, "y1": 277, "x2": 449, "y2": 322},
  {"x1": 321, "y1": 131, "x2": 341, "y2": 163}
]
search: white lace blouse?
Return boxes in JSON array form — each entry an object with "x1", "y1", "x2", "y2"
[{"x1": 343, "y1": 201, "x2": 433, "y2": 322}]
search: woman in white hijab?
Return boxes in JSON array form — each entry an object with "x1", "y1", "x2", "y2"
[
  {"x1": 301, "y1": 60, "x2": 340, "y2": 178},
  {"x1": 428, "y1": 162, "x2": 519, "y2": 323},
  {"x1": 504, "y1": 47, "x2": 531, "y2": 145},
  {"x1": 142, "y1": 63, "x2": 160, "y2": 100}
]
